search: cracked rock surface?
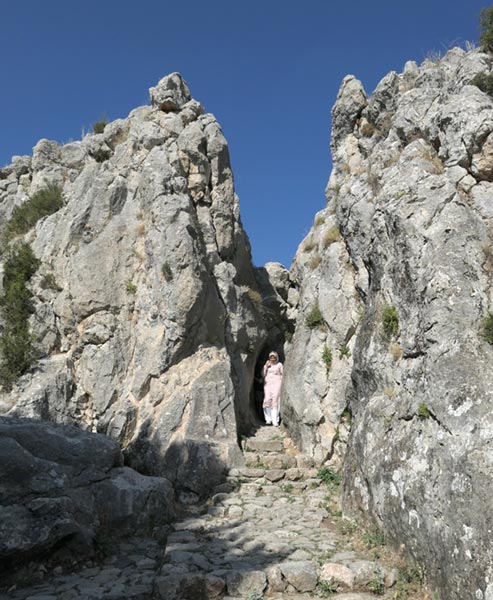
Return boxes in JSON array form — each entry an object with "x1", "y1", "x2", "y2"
[
  {"x1": 0, "y1": 73, "x2": 267, "y2": 497},
  {"x1": 283, "y1": 47, "x2": 493, "y2": 599},
  {"x1": 0, "y1": 417, "x2": 174, "y2": 579}
]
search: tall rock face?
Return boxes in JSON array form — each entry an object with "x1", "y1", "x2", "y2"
[
  {"x1": 0, "y1": 73, "x2": 266, "y2": 500},
  {"x1": 284, "y1": 48, "x2": 493, "y2": 599}
]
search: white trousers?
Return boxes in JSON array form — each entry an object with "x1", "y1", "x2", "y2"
[{"x1": 264, "y1": 406, "x2": 279, "y2": 426}]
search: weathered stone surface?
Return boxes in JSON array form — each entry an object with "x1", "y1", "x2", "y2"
[
  {"x1": 320, "y1": 562, "x2": 355, "y2": 588},
  {"x1": 0, "y1": 417, "x2": 174, "y2": 575},
  {"x1": 0, "y1": 72, "x2": 267, "y2": 498},
  {"x1": 226, "y1": 570, "x2": 266, "y2": 596},
  {"x1": 149, "y1": 72, "x2": 191, "y2": 111},
  {"x1": 286, "y1": 47, "x2": 493, "y2": 599},
  {"x1": 279, "y1": 561, "x2": 318, "y2": 592},
  {"x1": 265, "y1": 565, "x2": 288, "y2": 592}
]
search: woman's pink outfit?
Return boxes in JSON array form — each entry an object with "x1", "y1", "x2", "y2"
[{"x1": 263, "y1": 362, "x2": 283, "y2": 426}]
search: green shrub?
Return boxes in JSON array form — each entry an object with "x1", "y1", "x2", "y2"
[
  {"x1": 339, "y1": 344, "x2": 351, "y2": 359},
  {"x1": 317, "y1": 580, "x2": 338, "y2": 597},
  {"x1": 0, "y1": 243, "x2": 40, "y2": 390},
  {"x1": 40, "y1": 272, "x2": 61, "y2": 291},
  {"x1": 367, "y1": 572, "x2": 385, "y2": 595},
  {"x1": 481, "y1": 312, "x2": 493, "y2": 344},
  {"x1": 417, "y1": 402, "x2": 431, "y2": 420},
  {"x1": 480, "y1": 7, "x2": 493, "y2": 52},
  {"x1": 126, "y1": 281, "x2": 137, "y2": 294},
  {"x1": 4, "y1": 184, "x2": 64, "y2": 241},
  {"x1": 317, "y1": 466, "x2": 342, "y2": 488},
  {"x1": 161, "y1": 262, "x2": 173, "y2": 281},
  {"x1": 322, "y1": 345, "x2": 332, "y2": 371},
  {"x1": 382, "y1": 304, "x2": 399, "y2": 339},
  {"x1": 92, "y1": 116, "x2": 108, "y2": 134},
  {"x1": 306, "y1": 302, "x2": 325, "y2": 329},
  {"x1": 363, "y1": 526, "x2": 385, "y2": 548},
  {"x1": 470, "y1": 72, "x2": 493, "y2": 96}
]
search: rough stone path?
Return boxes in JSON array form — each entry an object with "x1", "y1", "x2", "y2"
[{"x1": 2, "y1": 427, "x2": 420, "y2": 599}]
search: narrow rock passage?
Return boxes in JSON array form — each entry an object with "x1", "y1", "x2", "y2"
[{"x1": 3, "y1": 427, "x2": 425, "y2": 600}]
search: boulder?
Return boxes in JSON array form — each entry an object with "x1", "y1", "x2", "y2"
[{"x1": 0, "y1": 416, "x2": 174, "y2": 573}]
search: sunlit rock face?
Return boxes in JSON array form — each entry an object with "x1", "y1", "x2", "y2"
[
  {"x1": 283, "y1": 47, "x2": 493, "y2": 599},
  {"x1": 0, "y1": 73, "x2": 267, "y2": 499}
]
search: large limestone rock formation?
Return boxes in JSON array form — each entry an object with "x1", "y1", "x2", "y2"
[
  {"x1": 283, "y1": 47, "x2": 493, "y2": 599},
  {"x1": 0, "y1": 416, "x2": 174, "y2": 576},
  {"x1": 0, "y1": 73, "x2": 266, "y2": 499}
]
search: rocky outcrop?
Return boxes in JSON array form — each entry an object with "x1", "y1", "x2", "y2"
[
  {"x1": 0, "y1": 416, "x2": 174, "y2": 576},
  {"x1": 0, "y1": 73, "x2": 266, "y2": 499},
  {"x1": 284, "y1": 47, "x2": 493, "y2": 599}
]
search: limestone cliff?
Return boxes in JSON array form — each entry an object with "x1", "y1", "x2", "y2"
[
  {"x1": 283, "y1": 47, "x2": 493, "y2": 599},
  {"x1": 0, "y1": 73, "x2": 267, "y2": 500}
]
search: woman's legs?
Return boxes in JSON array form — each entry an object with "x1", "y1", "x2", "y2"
[
  {"x1": 270, "y1": 405, "x2": 279, "y2": 426},
  {"x1": 263, "y1": 406, "x2": 272, "y2": 424}
]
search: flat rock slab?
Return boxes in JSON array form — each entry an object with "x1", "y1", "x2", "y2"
[
  {"x1": 244, "y1": 439, "x2": 284, "y2": 453},
  {"x1": 226, "y1": 570, "x2": 267, "y2": 596},
  {"x1": 265, "y1": 469, "x2": 286, "y2": 482},
  {"x1": 280, "y1": 560, "x2": 319, "y2": 592}
]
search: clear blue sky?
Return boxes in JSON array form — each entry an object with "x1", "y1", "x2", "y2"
[{"x1": 0, "y1": 0, "x2": 487, "y2": 267}]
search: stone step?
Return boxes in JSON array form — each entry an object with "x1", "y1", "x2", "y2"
[{"x1": 243, "y1": 438, "x2": 284, "y2": 453}]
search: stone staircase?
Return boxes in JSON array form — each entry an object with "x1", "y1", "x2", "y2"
[
  {"x1": 154, "y1": 426, "x2": 407, "y2": 600},
  {"x1": 2, "y1": 427, "x2": 426, "y2": 600}
]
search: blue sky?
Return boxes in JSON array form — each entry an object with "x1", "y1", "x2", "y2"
[{"x1": 0, "y1": 0, "x2": 487, "y2": 267}]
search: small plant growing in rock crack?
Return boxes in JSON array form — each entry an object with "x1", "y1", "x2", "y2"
[
  {"x1": 367, "y1": 571, "x2": 385, "y2": 595},
  {"x1": 391, "y1": 564, "x2": 425, "y2": 599},
  {"x1": 342, "y1": 407, "x2": 352, "y2": 426},
  {"x1": 322, "y1": 345, "x2": 332, "y2": 371},
  {"x1": 322, "y1": 225, "x2": 341, "y2": 248},
  {"x1": 382, "y1": 304, "x2": 399, "y2": 339},
  {"x1": 317, "y1": 579, "x2": 338, "y2": 597},
  {"x1": 92, "y1": 116, "x2": 108, "y2": 134},
  {"x1": 281, "y1": 483, "x2": 294, "y2": 493},
  {"x1": 40, "y1": 272, "x2": 62, "y2": 291},
  {"x1": 480, "y1": 312, "x2": 493, "y2": 344},
  {"x1": 317, "y1": 467, "x2": 342, "y2": 489},
  {"x1": 363, "y1": 526, "x2": 385, "y2": 548},
  {"x1": 417, "y1": 402, "x2": 431, "y2": 420},
  {"x1": 339, "y1": 344, "x2": 351, "y2": 359},
  {"x1": 306, "y1": 302, "x2": 325, "y2": 329},
  {"x1": 126, "y1": 281, "x2": 137, "y2": 294},
  {"x1": 340, "y1": 517, "x2": 358, "y2": 536},
  {"x1": 94, "y1": 530, "x2": 114, "y2": 558},
  {"x1": 161, "y1": 261, "x2": 173, "y2": 281},
  {"x1": 287, "y1": 495, "x2": 296, "y2": 504}
]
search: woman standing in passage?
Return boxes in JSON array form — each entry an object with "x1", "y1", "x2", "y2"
[{"x1": 263, "y1": 351, "x2": 283, "y2": 426}]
